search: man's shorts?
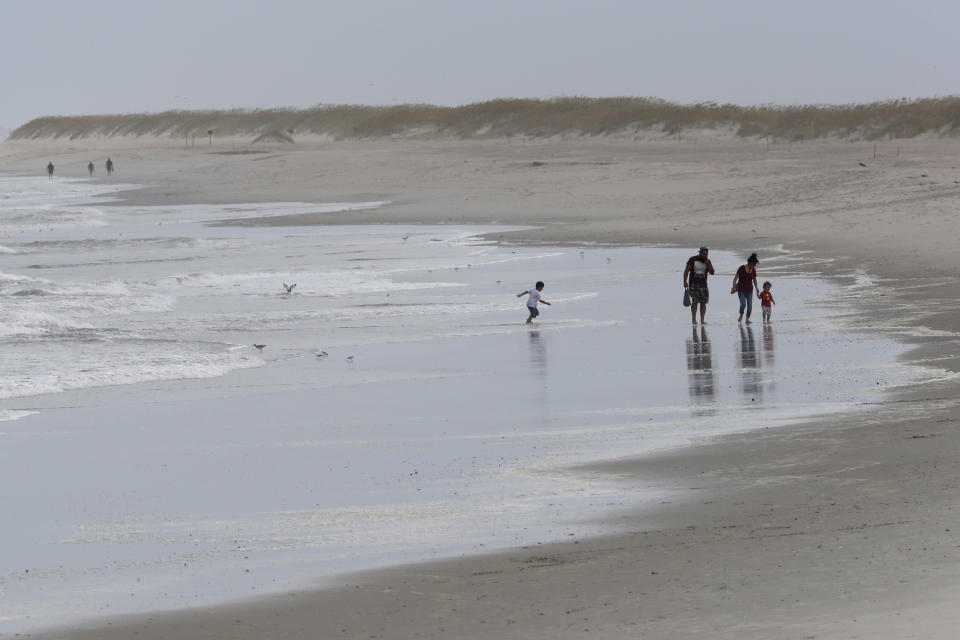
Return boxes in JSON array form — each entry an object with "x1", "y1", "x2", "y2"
[
  {"x1": 688, "y1": 284, "x2": 709, "y2": 305},
  {"x1": 527, "y1": 306, "x2": 539, "y2": 318}
]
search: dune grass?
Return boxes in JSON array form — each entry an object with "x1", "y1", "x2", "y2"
[{"x1": 9, "y1": 97, "x2": 960, "y2": 142}]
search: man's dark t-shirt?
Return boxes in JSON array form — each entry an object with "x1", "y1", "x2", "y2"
[{"x1": 687, "y1": 255, "x2": 710, "y2": 286}]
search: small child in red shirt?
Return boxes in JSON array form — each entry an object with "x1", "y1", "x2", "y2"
[{"x1": 759, "y1": 281, "x2": 776, "y2": 322}]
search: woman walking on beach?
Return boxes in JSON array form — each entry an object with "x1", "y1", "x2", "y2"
[{"x1": 731, "y1": 253, "x2": 760, "y2": 324}]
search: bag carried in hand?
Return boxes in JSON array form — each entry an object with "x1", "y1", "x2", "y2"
[{"x1": 682, "y1": 288, "x2": 691, "y2": 307}]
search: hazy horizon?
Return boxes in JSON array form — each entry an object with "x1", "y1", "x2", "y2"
[{"x1": 2, "y1": 0, "x2": 959, "y2": 129}]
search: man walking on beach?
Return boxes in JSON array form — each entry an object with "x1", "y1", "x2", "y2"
[
  {"x1": 46, "y1": 161, "x2": 54, "y2": 179},
  {"x1": 683, "y1": 246, "x2": 715, "y2": 325}
]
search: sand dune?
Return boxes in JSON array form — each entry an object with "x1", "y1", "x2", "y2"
[{"x1": 8, "y1": 96, "x2": 960, "y2": 143}]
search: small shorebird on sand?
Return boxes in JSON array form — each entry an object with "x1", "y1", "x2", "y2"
[
  {"x1": 346, "y1": 355, "x2": 354, "y2": 362},
  {"x1": 253, "y1": 344, "x2": 266, "y2": 352},
  {"x1": 315, "y1": 350, "x2": 328, "y2": 358}
]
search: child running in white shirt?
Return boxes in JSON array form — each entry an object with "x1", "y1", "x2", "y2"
[{"x1": 517, "y1": 281, "x2": 551, "y2": 324}]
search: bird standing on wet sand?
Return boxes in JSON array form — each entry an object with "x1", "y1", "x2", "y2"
[{"x1": 253, "y1": 344, "x2": 266, "y2": 352}]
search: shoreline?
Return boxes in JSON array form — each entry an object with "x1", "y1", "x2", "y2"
[{"x1": 6, "y1": 137, "x2": 960, "y2": 638}]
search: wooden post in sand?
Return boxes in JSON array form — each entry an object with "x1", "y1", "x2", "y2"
[
  {"x1": 874, "y1": 143, "x2": 878, "y2": 159},
  {"x1": 208, "y1": 130, "x2": 213, "y2": 146}
]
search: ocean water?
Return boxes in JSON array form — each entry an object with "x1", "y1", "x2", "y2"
[{"x1": 0, "y1": 176, "x2": 940, "y2": 631}]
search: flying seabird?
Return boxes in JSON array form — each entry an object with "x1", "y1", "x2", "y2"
[{"x1": 282, "y1": 283, "x2": 297, "y2": 293}]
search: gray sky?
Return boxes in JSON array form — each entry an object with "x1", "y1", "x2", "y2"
[{"x1": 2, "y1": 0, "x2": 958, "y2": 129}]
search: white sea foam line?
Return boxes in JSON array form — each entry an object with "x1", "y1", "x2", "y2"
[
  {"x1": 0, "y1": 297, "x2": 177, "y2": 334},
  {"x1": 0, "y1": 350, "x2": 261, "y2": 401},
  {"x1": 0, "y1": 311, "x2": 96, "y2": 336},
  {"x1": 0, "y1": 271, "x2": 33, "y2": 282},
  {"x1": 10, "y1": 236, "x2": 243, "y2": 255},
  {"x1": 103, "y1": 201, "x2": 391, "y2": 225},
  {"x1": 0, "y1": 410, "x2": 40, "y2": 423}
]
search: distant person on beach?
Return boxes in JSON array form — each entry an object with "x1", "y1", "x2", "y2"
[
  {"x1": 46, "y1": 161, "x2": 54, "y2": 179},
  {"x1": 518, "y1": 281, "x2": 550, "y2": 324},
  {"x1": 731, "y1": 252, "x2": 760, "y2": 324},
  {"x1": 683, "y1": 247, "x2": 715, "y2": 324},
  {"x1": 760, "y1": 281, "x2": 776, "y2": 322},
  {"x1": 105, "y1": 157, "x2": 114, "y2": 175},
  {"x1": 88, "y1": 161, "x2": 95, "y2": 178}
]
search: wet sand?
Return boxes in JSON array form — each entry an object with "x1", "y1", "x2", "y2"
[{"x1": 5, "y1": 135, "x2": 960, "y2": 638}]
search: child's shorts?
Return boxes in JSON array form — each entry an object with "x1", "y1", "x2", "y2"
[
  {"x1": 527, "y1": 306, "x2": 539, "y2": 318},
  {"x1": 762, "y1": 306, "x2": 772, "y2": 319}
]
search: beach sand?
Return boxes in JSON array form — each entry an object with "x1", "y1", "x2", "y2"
[{"x1": 5, "y1": 134, "x2": 960, "y2": 638}]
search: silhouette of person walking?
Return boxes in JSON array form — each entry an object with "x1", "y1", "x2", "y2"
[
  {"x1": 88, "y1": 161, "x2": 95, "y2": 178},
  {"x1": 47, "y1": 161, "x2": 54, "y2": 179},
  {"x1": 105, "y1": 157, "x2": 114, "y2": 175}
]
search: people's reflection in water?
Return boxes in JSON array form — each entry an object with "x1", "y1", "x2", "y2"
[
  {"x1": 528, "y1": 330, "x2": 548, "y2": 377},
  {"x1": 737, "y1": 325, "x2": 762, "y2": 402},
  {"x1": 761, "y1": 322, "x2": 776, "y2": 396},
  {"x1": 762, "y1": 322, "x2": 775, "y2": 367},
  {"x1": 686, "y1": 326, "x2": 716, "y2": 413}
]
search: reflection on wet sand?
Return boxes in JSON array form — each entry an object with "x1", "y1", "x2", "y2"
[
  {"x1": 686, "y1": 326, "x2": 715, "y2": 414},
  {"x1": 763, "y1": 322, "x2": 775, "y2": 367},
  {"x1": 528, "y1": 329, "x2": 547, "y2": 377},
  {"x1": 761, "y1": 322, "x2": 777, "y2": 396},
  {"x1": 737, "y1": 325, "x2": 762, "y2": 402}
]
